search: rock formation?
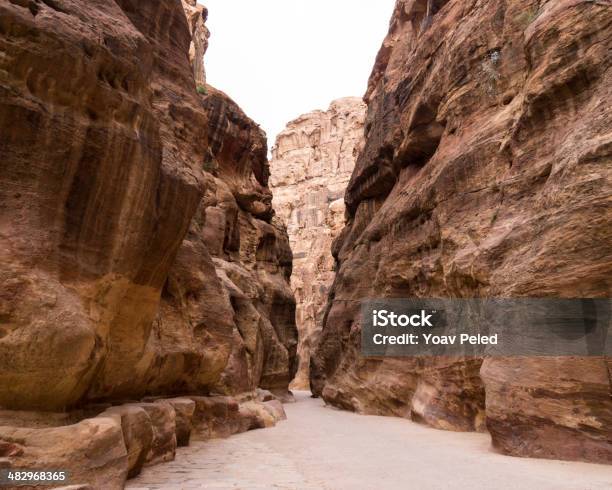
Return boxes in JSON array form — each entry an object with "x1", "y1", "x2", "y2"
[
  {"x1": 0, "y1": 0, "x2": 207, "y2": 411},
  {"x1": 270, "y1": 98, "x2": 366, "y2": 389},
  {"x1": 185, "y1": 85, "x2": 298, "y2": 399},
  {"x1": 312, "y1": 0, "x2": 612, "y2": 464},
  {"x1": 182, "y1": 0, "x2": 210, "y2": 86},
  {"x1": 0, "y1": 0, "x2": 296, "y2": 412},
  {"x1": 0, "y1": 390, "x2": 285, "y2": 489},
  {"x1": 0, "y1": 0, "x2": 296, "y2": 486}
]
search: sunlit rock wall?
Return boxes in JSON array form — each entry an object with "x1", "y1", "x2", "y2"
[
  {"x1": 182, "y1": 0, "x2": 209, "y2": 86},
  {"x1": 270, "y1": 98, "x2": 366, "y2": 389}
]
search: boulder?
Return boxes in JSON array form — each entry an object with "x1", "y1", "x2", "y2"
[
  {"x1": 156, "y1": 398, "x2": 196, "y2": 447},
  {"x1": 102, "y1": 405, "x2": 153, "y2": 479},
  {"x1": 134, "y1": 403, "x2": 177, "y2": 467},
  {"x1": 0, "y1": 416, "x2": 127, "y2": 489}
]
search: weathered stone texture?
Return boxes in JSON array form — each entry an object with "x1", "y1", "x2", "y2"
[
  {"x1": 0, "y1": 391, "x2": 287, "y2": 489},
  {"x1": 0, "y1": 0, "x2": 209, "y2": 410},
  {"x1": 0, "y1": 0, "x2": 295, "y2": 486},
  {"x1": 0, "y1": 415, "x2": 129, "y2": 490},
  {"x1": 312, "y1": 0, "x2": 612, "y2": 464},
  {"x1": 270, "y1": 98, "x2": 366, "y2": 389},
  {"x1": 182, "y1": 0, "x2": 210, "y2": 86},
  {"x1": 187, "y1": 85, "x2": 299, "y2": 398},
  {"x1": 0, "y1": 0, "x2": 296, "y2": 410}
]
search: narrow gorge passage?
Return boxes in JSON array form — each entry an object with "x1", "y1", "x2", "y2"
[
  {"x1": 128, "y1": 392, "x2": 612, "y2": 490},
  {"x1": 0, "y1": 0, "x2": 611, "y2": 488}
]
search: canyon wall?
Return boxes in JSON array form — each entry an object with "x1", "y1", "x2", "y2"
[
  {"x1": 0, "y1": 1, "x2": 296, "y2": 485},
  {"x1": 191, "y1": 85, "x2": 298, "y2": 399},
  {"x1": 312, "y1": 0, "x2": 612, "y2": 464},
  {"x1": 1, "y1": 0, "x2": 205, "y2": 410},
  {"x1": 270, "y1": 98, "x2": 366, "y2": 389},
  {"x1": 0, "y1": 0, "x2": 295, "y2": 411}
]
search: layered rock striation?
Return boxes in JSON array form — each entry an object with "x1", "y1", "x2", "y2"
[
  {"x1": 312, "y1": 0, "x2": 612, "y2": 464},
  {"x1": 0, "y1": 0, "x2": 295, "y2": 412},
  {"x1": 0, "y1": 0, "x2": 296, "y2": 486},
  {"x1": 186, "y1": 85, "x2": 298, "y2": 399},
  {"x1": 0, "y1": 0, "x2": 208, "y2": 410},
  {"x1": 270, "y1": 98, "x2": 366, "y2": 389}
]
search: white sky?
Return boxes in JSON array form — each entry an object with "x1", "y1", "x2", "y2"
[{"x1": 202, "y1": 0, "x2": 396, "y2": 149}]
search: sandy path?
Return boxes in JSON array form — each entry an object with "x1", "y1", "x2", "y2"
[{"x1": 128, "y1": 391, "x2": 612, "y2": 490}]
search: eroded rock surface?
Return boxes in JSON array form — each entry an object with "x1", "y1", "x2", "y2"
[
  {"x1": 0, "y1": 0, "x2": 296, "y2": 411},
  {"x1": 0, "y1": 392, "x2": 287, "y2": 489},
  {"x1": 0, "y1": 415, "x2": 129, "y2": 490},
  {"x1": 312, "y1": 0, "x2": 612, "y2": 464},
  {"x1": 0, "y1": 0, "x2": 295, "y2": 487},
  {"x1": 270, "y1": 98, "x2": 366, "y2": 389},
  {"x1": 182, "y1": 0, "x2": 209, "y2": 86},
  {"x1": 0, "y1": 0, "x2": 207, "y2": 410},
  {"x1": 191, "y1": 85, "x2": 299, "y2": 398},
  {"x1": 102, "y1": 405, "x2": 153, "y2": 478}
]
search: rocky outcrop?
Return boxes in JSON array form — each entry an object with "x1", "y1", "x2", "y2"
[
  {"x1": 270, "y1": 98, "x2": 366, "y2": 389},
  {"x1": 0, "y1": 0, "x2": 296, "y2": 410},
  {"x1": 0, "y1": 415, "x2": 128, "y2": 489},
  {"x1": 0, "y1": 391, "x2": 286, "y2": 489},
  {"x1": 0, "y1": 0, "x2": 209, "y2": 411},
  {"x1": 312, "y1": 0, "x2": 612, "y2": 464},
  {"x1": 0, "y1": 0, "x2": 296, "y2": 486},
  {"x1": 182, "y1": 0, "x2": 209, "y2": 86},
  {"x1": 167, "y1": 85, "x2": 298, "y2": 399}
]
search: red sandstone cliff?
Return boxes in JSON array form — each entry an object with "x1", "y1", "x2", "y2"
[
  {"x1": 0, "y1": 0, "x2": 296, "y2": 486},
  {"x1": 0, "y1": 0, "x2": 207, "y2": 410},
  {"x1": 312, "y1": 0, "x2": 612, "y2": 464},
  {"x1": 181, "y1": 85, "x2": 298, "y2": 399},
  {"x1": 0, "y1": 0, "x2": 295, "y2": 411},
  {"x1": 270, "y1": 98, "x2": 366, "y2": 389}
]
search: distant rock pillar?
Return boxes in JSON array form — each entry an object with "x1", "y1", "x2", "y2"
[{"x1": 182, "y1": 0, "x2": 210, "y2": 86}]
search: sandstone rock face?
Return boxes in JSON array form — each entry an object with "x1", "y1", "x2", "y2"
[
  {"x1": 0, "y1": 415, "x2": 129, "y2": 489},
  {"x1": 270, "y1": 98, "x2": 366, "y2": 389},
  {"x1": 312, "y1": 0, "x2": 612, "y2": 464},
  {"x1": 159, "y1": 398, "x2": 196, "y2": 447},
  {"x1": 102, "y1": 405, "x2": 153, "y2": 478},
  {"x1": 0, "y1": 0, "x2": 296, "y2": 408},
  {"x1": 137, "y1": 402, "x2": 177, "y2": 467},
  {"x1": 0, "y1": 0, "x2": 295, "y2": 486},
  {"x1": 182, "y1": 0, "x2": 210, "y2": 86},
  {"x1": 190, "y1": 392, "x2": 287, "y2": 440},
  {"x1": 193, "y1": 86, "x2": 298, "y2": 398},
  {"x1": 0, "y1": 391, "x2": 286, "y2": 489},
  {"x1": 0, "y1": 0, "x2": 206, "y2": 410}
]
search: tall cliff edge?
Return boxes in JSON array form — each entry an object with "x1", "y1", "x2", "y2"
[
  {"x1": 311, "y1": 0, "x2": 612, "y2": 464},
  {"x1": 270, "y1": 97, "x2": 366, "y2": 389},
  {"x1": 0, "y1": 2, "x2": 296, "y2": 486}
]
